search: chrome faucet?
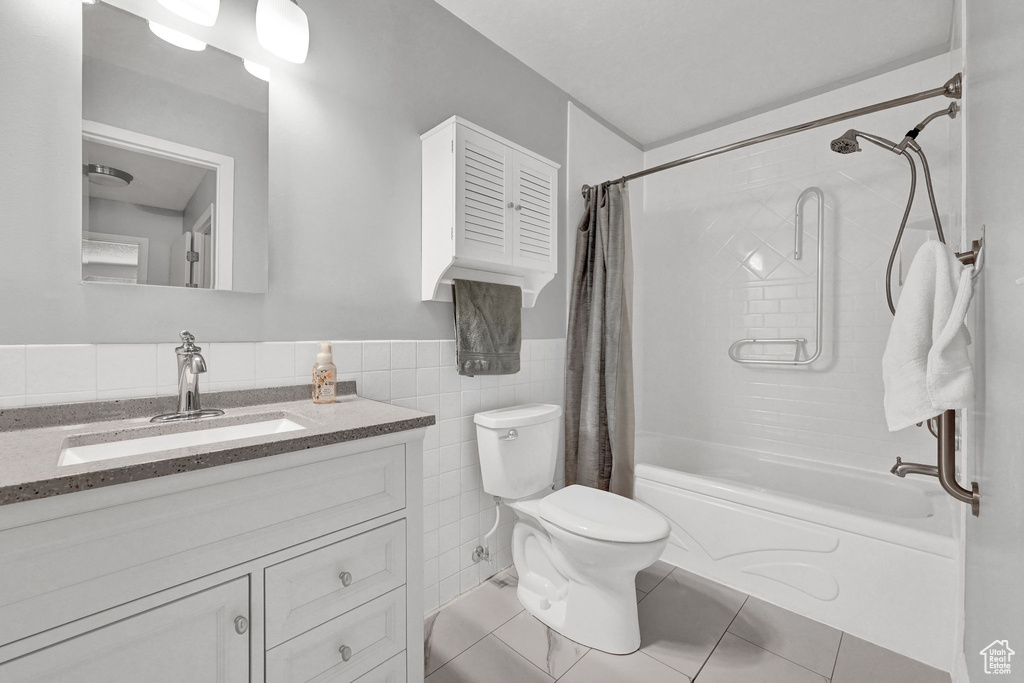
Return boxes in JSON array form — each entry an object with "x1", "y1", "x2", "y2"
[
  {"x1": 151, "y1": 331, "x2": 225, "y2": 423},
  {"x1": 890, "y1": 457, "x2": 939, "y2": 479}
]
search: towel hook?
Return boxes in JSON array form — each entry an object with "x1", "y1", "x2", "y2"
[{"x1": 955, "y1": 226, "x2": 985, "y2": 280}]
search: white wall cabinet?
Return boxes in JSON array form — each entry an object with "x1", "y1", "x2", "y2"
[
  {"x1": 0, "y1": 431, "x2": 425, "y2": 683},
  {"x1": 422, "y1": 116, "x2": 560, "y2": 307}
]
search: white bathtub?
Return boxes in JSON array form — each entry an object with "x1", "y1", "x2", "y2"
[{"x1": 634, "y1": 434, "x2": 959, "y2": 672}]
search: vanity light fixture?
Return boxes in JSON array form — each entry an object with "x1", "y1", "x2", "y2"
[
  {"x1": 81, "y1": 0, "x2": 98, "y2": 5},
  {"x1": 243, "y1": 60, "x2": 271, "y2": 82},
  {"x1": 148, "y1": 21, "x2": 207, "y2": 51},
  {"x1": 157, "y1": 0, "x2": 220, "y2": 27},
  {"x1": 255, "y1": 0, "x2": 309, "y2": 64}
]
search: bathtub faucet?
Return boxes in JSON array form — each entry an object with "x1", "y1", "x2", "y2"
[{"x1": 890, "y1": 457, "x2": 939, "y2": 479}]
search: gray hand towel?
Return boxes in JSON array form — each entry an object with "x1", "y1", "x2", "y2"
[{"x1": 452, "y1": 279, "x2": 522, "y2": 376}]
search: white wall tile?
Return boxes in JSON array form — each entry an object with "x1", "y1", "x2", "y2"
[
  {"x1": 361, "y1": 370, "x2": 391, "y2": 401},
  {"x1": 362, "y1": 341, "x2": 391, "y2": 371},
  {"x1": 416, "y1": 367, "x2": 440, "y2": 396},
  {"x1": 332, "y1": 341, "x2": 363, "y2": 374},
  {"x1": 26, "y1": 345, "x2": 96, "y2": 398},
  {"x1": 391, "y1": 341, "x2": 417, "y2": 370},
  {"x1": 0, "y1": 346, "x2": 27, "y2": 403},
  {"x1": 293, "y1": 342, "x2": 319, "y2": 379},
  {"x1": 95, "y1": 344, "x2": 157, "y2": 399},
  {"x1": 440, "y1": 366, "x2": 461, "y2": 393},
  {"x1": 440, "y1": 340, "x2": 457, "y2": 367},
  {"x1": 254, "y1": 342, "x2": 295, "y2": 382},
  {"x1": 390, "y1": 369, "x2": 417, "y2": 400},
  {"x1": 439, "y1": 392, "x2": 461, "y2": 420},
  {"x1": 207, "y1": 342, "x2": 255, "y2": 390},
  {"x1": 417, "y1": 340, "x2": 440, "y2": 368}
]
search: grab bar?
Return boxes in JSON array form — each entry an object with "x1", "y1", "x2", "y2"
[
  {"x1": 889, "y1": 236, "x2": 983, "y2": 516},
  {"x1": 729, "y1": 187, "x2": 824, "y2": 366}
]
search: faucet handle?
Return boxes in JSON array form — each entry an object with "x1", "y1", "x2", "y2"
[{"x1": 180, "y1": 330, "x2": 195, "y2": 343}]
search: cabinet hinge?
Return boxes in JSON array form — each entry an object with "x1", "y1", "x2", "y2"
[
  {"x1": 451, "y1": 140, "x2": 454, "y2": 153},
  {"x1": 186, "y1": 250, "x2": 199, "y2": 262}
]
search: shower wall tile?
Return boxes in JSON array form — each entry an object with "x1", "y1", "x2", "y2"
[
  {"x1": 638, "y1": 55, "x2": 958, "y2": 470},
  {"x1": 0, "y1": 336, "x2": 566, "y2": 615}
]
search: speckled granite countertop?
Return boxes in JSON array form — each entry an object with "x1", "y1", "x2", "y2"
[{"x1": 0, "y1": 384, "x2": 434, "y2": 506}]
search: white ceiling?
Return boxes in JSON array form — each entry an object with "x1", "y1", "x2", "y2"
[
  {"x1": 84, "y1": 141, "x2": 209, "y2": 211},
  {"x1": 433, "y1": 0, "x2": 954, "y2": 147}
]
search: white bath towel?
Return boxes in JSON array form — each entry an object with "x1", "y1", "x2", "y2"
[{"x1": 882, "y1": 241, "x2": 975, "y2": 431}]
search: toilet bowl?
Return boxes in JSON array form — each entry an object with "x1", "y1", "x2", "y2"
[{"x1": 474, "y1": 404, "x2": 670, "y2": 654}]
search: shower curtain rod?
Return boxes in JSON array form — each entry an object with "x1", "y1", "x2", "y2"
[{"x1": 582, "y1": 73, "x2": 962, "y2": 195}]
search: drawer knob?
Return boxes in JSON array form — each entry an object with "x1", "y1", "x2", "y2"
[
  {"x1": 234, "y1": 615, "x2": 248, "y2": 635},
  {"x1": 339, "y1": 645, "x2": 353, "y2": 662},
  {"x1": 507, "y1": 202, "x2": 515, "y2": 209},
  {"x1": 339, "y1": 571, "x2": 353, "y2": 587}
]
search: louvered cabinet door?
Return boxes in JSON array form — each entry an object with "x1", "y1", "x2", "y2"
[
  {"x1": 455, "y1": 126, "x2": 513, "y2": 265},
  {"x1": 511, "y1": 151, "x2": 557, "y2": 273}
]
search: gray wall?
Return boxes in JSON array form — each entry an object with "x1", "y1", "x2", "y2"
[
  {"x1": 88, "y1": 197, "x2": 183, "y2": 286},
  {"x1": 0, "y1": 0, "x2": 571, "y2": 343},
  {"x1": 183, "y1": 171, "x2": 217, "y2": 238},
  {"x1": 963, "y1": 0, "x2": 1024, "y2": 678}
]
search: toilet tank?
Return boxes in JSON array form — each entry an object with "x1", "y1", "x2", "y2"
[{"x1": 474, "y1": 404, "x2": 563, "y2": 499}]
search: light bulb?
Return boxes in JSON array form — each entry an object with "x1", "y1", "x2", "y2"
[
  {"x1": 256, "y1": 0, "x2": 309, "y2": 64},
  {"x1": 244, "y1": 60, "x2": 271, "y2": 82},
  {"x1": 157, "y1": 0, "x2": 220, "y2": 27},
  {"x1": 148, "y1": 21, "x2": 207, "y2": 51}
]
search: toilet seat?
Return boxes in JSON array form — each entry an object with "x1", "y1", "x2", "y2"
[{"x1": 537, "y1": 485, "x2": 670, "y2": 543}]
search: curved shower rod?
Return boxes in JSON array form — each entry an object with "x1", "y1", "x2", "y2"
[{"x1": 581, "y1": 74, "x2": 961, "y2": 196}]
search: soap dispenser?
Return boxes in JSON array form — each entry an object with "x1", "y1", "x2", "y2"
[{"x1": 312, "y1": 341, "x2": 337, "y2": 404}]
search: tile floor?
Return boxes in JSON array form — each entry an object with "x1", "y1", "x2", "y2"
[{"x1": 423, "y1": 562, "x2": 952, "y2": 683}]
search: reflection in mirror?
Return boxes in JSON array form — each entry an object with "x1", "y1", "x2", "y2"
[{"x1": 82, "y1": 2, "x2": 269, "y2": 292}]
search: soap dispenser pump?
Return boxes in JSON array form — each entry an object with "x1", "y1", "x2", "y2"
[{"x1": 312, "y1": 341, "x2": 337, "y2": 404}]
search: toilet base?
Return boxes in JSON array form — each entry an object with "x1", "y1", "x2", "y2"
[
  {"x1": 516, "y1": 573, "x2": 642, "y2": 654},
  {"x1": 510, "y1": 514, "x2": 666, "y2": 655}
]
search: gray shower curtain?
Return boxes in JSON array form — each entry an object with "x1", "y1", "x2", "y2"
[{"x1": 564, "y1": 182, "x2": 636, "y2": 497}]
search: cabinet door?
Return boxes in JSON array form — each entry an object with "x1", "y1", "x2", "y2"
[
  {"x1": 0, "y1": 577, "x2": 249, "y2": 683},
  {"x1": 456, "y1": 126, "x2": 513, "y2": 265},
  {"x1": 511, "y1": 151, "x2": 557, "y2": 273}
]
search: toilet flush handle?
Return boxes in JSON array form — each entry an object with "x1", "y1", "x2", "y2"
[{"x1": 500, "y1": 429, "x2": 518, "y2": 441}]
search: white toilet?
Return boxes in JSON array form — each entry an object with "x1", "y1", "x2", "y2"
[{"x1": 474, "y1": 403, "x2": 670, "y2": 654}]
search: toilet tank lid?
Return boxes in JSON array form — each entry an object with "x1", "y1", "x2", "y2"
[
  {"x1": 474, "y1": 404, "x2": 562, "y2": 429},
  {"x1": 538, "y1": 485, "x2": 671, "y2": 543}
]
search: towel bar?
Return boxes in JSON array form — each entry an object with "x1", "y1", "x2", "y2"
[{"x1": 729, "y1": 187, "x2": 824, "y2": 366}]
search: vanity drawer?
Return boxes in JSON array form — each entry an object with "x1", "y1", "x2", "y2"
[
  {"x1": 353, "y1": 652, "x2": 406, "y2": 683},
  {"x1": 265, "y1": 520, "x2": 407, "y2": 648},
  {"x1": 266, "y1": 587, "x2": 406, "y2": 683}
]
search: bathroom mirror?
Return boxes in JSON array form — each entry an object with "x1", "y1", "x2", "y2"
[{"x1": 82, "y1": 1, "x2": 269, "y2": 291}]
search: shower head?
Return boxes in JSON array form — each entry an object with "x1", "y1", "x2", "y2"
[
  {"x1": 83, "y1": 164, "x2": 133, "y2": 187},
  {"x1": 830, "y1": 130, "x2": 861, "y2": 154}
]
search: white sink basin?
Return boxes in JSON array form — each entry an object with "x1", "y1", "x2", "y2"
[{"x1": 59, "y1": 417, "x2": 307, "y2": 467}]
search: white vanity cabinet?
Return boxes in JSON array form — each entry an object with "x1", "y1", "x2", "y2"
[
  {"x1": 0, "y1": 430, "x2": 425, "y2": 683},
  {"x1": 0, "y1": 578, "x2": 251, "y2": 683},
  {"x1": 421, "y1": 116, "x2": 560, "y2": 307}
]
